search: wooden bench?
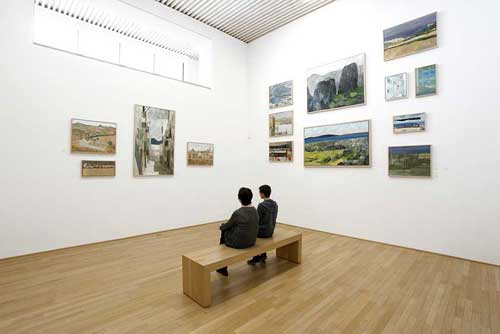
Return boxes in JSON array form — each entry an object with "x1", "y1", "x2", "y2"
[{"x1": 182, "y1": 228, "x2": 302, "y2": 307}]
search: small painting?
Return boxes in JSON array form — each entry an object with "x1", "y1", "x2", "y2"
[
  {"x1": 393, "y1": 113, "x2": 426, "y2": 134},
  {"x1": 269, "y1": 110, "x2": 293, "y2": 137},
  {"x1": 383, "y1": 12, "x2": 437, "y2": 61},
  {"x1": 304, "y1": 120, "x2": 370, "y2": 167},
  {"x1": 269, "y1": 81, "x2": 293, "y2": 109},
  {"x1": 385, "y1": 73, "x2": 408, "y2": 101},
  {"x1": 81, "y1": 160, "x2": 116, "y2": 177},
  {"x1": 389, "y1": 145, "x2": 431, "y2": 177},
  {"x1": 416, "y1": 64, "x2": 437, "y2": 97},
  {"x1": 269, "y1": 141, "x2": 293, "y2": 162},
  {"x1": 134, "y1": 105, "x2": 175, "y2": 176},
  {"x1": 187, "y1": 142, "x2": 214, "y2": 166},
  {"x1": 71, "y1": 119, "x2": 116, "y2": 154},
  {"x1": 307, "y1": 53, "x2": 365, "y2": 113}
]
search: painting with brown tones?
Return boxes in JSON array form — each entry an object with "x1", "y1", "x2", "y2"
[
  {"x1": 81, "y1": 160, "x2": 116, "y2": 177},
  {"x1": 71, "y1": 119, "x2": 116, "y2": 154}
]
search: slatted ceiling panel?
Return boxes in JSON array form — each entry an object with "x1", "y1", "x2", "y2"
[{"x1": 156, "y1": 0, "x2": 336, "y2": 43}]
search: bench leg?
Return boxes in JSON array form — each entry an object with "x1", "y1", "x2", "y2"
[
  {"x1": 276, "y1": 239, "x2": 302, "y2": 264},
  {"x1": 182, "y1": 256, "x2": 211, "y2": 307}
]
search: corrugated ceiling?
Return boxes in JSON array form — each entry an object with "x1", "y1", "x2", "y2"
[{"x1": 155, "y1": 0, "x2": 336, "y2": 43}]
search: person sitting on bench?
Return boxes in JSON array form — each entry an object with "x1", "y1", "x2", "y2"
[
  {"x1": 216, "y1": 187, "x2": 259, "y2": 276},
  {"x1": 248, "y1": 184, "x2": 278, "y2": 265}
]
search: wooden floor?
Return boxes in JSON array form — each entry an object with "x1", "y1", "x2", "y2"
[{"x1": 0, "y1": 224, "x2": 499, "y2": 334}]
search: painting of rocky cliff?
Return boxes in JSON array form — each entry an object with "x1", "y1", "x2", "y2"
[
  {"x1": 134, "y1": 105, "x2": 175, "y2": 176},
  {"x1": 307, "y1": 53, "x2": 365, "y2": 113},
  {"x1": 269, "y1": 81, "x2": 293, "y2": 109}
]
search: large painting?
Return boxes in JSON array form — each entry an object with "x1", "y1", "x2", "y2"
[
  {"x1": 416, "y1": 64, "x2": 437, "y2": 97},
  {"x1": 134, "y1": 105, "x2": 175, "y2": 176},
  {"x1": 269, "y1": 81, "x2": 293, "y2": 109},
  {"x1": 393, "y1": 113, "x2": 426, "y2": 134},
  {"x1": 385, "y1": 73, "x2": 408, "y2": 101},
  {"x1": 269, "y1": 141, "x2": 293, "y2": 162},
  {"x1": 304, "y1": 120, "x2": 370, "y2": 167},
  {"x1": 187, "y1": 142, "x2": 214, "y2": 166},
  {"x1": 307, "y1": 53, "x2": 365, "y2": 113},
  {"x1": 383, "y1": 12, "x2": 437, "y2": 61},
  {"x1": 389, "y1": 145, "x2": 431, "y2": 177},
  {"x1": 71, "y1": 119, "x2": 116, "y2": 154},
  {"x1": 81, "y1": 160, "x2": 116, "y2": 177},
  {"x1": 269, "y1": 110, "x2": 293, "y2": 137}
]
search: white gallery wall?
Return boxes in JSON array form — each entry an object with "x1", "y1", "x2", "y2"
[
  {"x1": 0, "y1": 0, "x2": 250, "y2": 258},
  {"x1": 247, "y1": 0, "x2": 500, "y2": 265}
]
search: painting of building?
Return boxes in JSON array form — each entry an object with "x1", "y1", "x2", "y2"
[
  {"x1": 187, "y1": 142, "x2": 214, "y2": 166},
  {"x1": 71, "y1": 119, "x2": 116, "y2": 154},
  {"x1": 133, "y1": 105, "x2": 175, "y2": 176},
  {"x1": 269, "y1": 81, "x2": 293, "y2": 109},
  {"x1": 269, "y1": 110, "x2": 293, "y2": 137},
  {"x1": 81, "y1": 160, "x2": 116, "y2": 177},
  {"x1": 383, "y1": 12, "x2": 437, "y2": 61},
  {"x1": 304, "y1": 120, "x2": 370, "y2": 167},
  {"x1": 307, "y1": 53, "x2": 365, "y2": 113},
  {"x1": 385, "y1": 73, "x2": 408, "y2": 101},
  {"x1": 269, "y1": 141, "x2": 293, "y2": 162},
  {"x1": 416, "y1": 64, "x2": 437, "y2": 97},
  {"x1": 389, "y1": 145, "x2": 431, "y2": 177},
  {"x1": 393, "y1": 113, "x2": 426, "y2": 133}
]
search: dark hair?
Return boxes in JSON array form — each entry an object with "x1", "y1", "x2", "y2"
[
  {"x1": 238, "y1": 187, "x2": 253, "y2": 206},
  {"x1": 259, "y1": 185, "x2": 272, "y2": 198}
]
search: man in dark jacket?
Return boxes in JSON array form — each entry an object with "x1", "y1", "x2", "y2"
[
  {"x1": 248, "y1": 185, "x2": 278, "y2": 265},
  {"x1": 216, "y1": 187, "x2": 259, "y2": 276}
]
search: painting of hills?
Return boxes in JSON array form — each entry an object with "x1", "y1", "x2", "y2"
[
  {"x1": 384, "y1": 12, "x2": 437, "y2": 61},
  {"x1": 307, "y1": 53, "x2": 365, "y2": 113},
  {"x1": 393, "y1": 113, "x2": 426, "y2": 134},
  {"x1": 269, "y1": 81, "x2": 293, "y2": 109},
  {"x1": 71, "y1": 119, "x2": 116, "y2": 154},
  {"x1": 304, "y1": 120, "x2": 370, "y2": 167},
  {"x1": 389, "y1": 145, "x2": 431, "y2": 177}
]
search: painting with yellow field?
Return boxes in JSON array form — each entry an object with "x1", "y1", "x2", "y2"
[
  {"x1": 71, "y1": 119, "x2": 116, "y2": 154},
  {"x1": 384, "y1": 12, "x2": 437, "y2": 61},
  {"x1": 81, "y1": 161, "x2": 116, "y2": 177}
]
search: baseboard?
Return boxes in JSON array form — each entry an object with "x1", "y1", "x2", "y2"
[{"x1": 278, "y1": 223, "x2": 500, "y2": 268}]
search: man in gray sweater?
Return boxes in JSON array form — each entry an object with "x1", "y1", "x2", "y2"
[
  {"x1": 248, "y1": 185, "x2": 278, "y2": 265},
  {"x1": 216, "y1": 187, "x2": 259, "y2": 276}
]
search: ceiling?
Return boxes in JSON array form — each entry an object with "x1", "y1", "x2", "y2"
[{"x1": 155, "y1": 0, "x2": 336, "y2": 43}]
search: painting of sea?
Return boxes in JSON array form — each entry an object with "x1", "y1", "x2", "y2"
[
  {"x1": 304, "y1": 120, "x2": 370, "y2": 167},
  {"x1": 187, "y1": 142, "x2": 214, "y2": 166},
  {"x1": 385, "y1": 73, "x2": 408, "y2": 101},
  {"x1": 307, "y1": 53, "x2": 365, "y2": 113},
  {"x1": 269, "y1": 141, "x2": 293, "y2": 162},
  {"x1": 384, "y1": 12, "x2": 437, "y2": 61},
  {"x1": 416, "y1": 64, "x2": 437, "y2": 97},
  {"x1": 81, "y1": 161, "x2": 116, "y2": 177},
  {"x1": 134, "y1": 105, "x2": 175, "y2": 176},
  {"x1": 269, "y1": 81, "x2": 293, "y2": 109},
  {"x1": 269, "y1": 110, "x2": 293, "y2": 137},
  {"x1": 71, "y1": 119, "x2": 116, "y2": 154},
  {"x1": 389, "y1": 145, "x2": 431, "y2": 177},
  {"x1": 393, "y1": 113, "x2": 426, "y2": 134}
]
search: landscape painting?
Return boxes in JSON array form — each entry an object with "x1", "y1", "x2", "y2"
[
  {"x1": 304, "y1": 120, "x2": 370, "y2": 167},
  {"x1": 389, "y1": 145, "x2": 431, "y2": 177},
  {"x1": 269, "y1": 110, "x2": 293, "y2": 137},
  {"x1": 187, "y1": 142, "x2": 214, "y2": 166},
  {"x1": 269, "y1": 81, "x2": 293, "y2": 109},
  {"x1": 134, "y1": 105, "x2": 175, "y2": 176},
  {"x1": 383, "y1": 12, "x2": 437, "y2": 61},
  {"x1": 416, "y1": 64, "x2": 437, "y2": 97},
  {"x1": 385, "y1": 73, "x2": 408, "y2": 101},
  {"x1": 71, "y1": 119, "x2": 116, "y2": 154},
  {"x1": 393, "y1": 113, "x2": 426, "y2": 134},
  {"x1": 269, "y1": 141, "x2": 293, "y2": 162},
  {"x1": 81, "y1": 160, "x2": 116, "y2": 177},
  {"x1": 307, "y1": 53, "x2": 365, "y2": 113}
]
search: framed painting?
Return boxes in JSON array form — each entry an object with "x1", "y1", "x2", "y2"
[
  {"x1": 71, "y1": 119, "x2": 116, "y2": 154},
  {"x1": 307, "y1": 53, "x2": 365, "y2": 113},
  {"x1": 385, "y1": 72, "x2": 408, "y2": 101},
  {"x1": 269, "y1": 81, "x2": 293, "y2": 109},
  {"x1": 416, "y1": 64, "x2": 437, "y2": 97},
  {"x1": 388, "y1": 145, "x2": 431, "y2": 177},
  {"x1": 81, "y1": 160, "x2": 116, "y2": 177},
  {"x1": 269, "y1": 141, "x2": 293, "y2": 162},
  {"x1": 304, "y1": 120, "x2": 370, "y2": 167},
  {"x1": 133, "y1": 105, "x2": 175, "y2": 176},
  {"x1": 383, "y1": 12, "x2": 437, "y2": 61},
  {"x1": 393, "y1": 113, "x2": 426, "y2": 134},
  {"x1": 269, "y1": 110, "x2": 293, "y2": 137},
  {"x1": 187, "y1": 142, "x2": 214, "y2": 166}
]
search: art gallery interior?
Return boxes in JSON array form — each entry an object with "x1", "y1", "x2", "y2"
[{"x1": 1, "y1": 0, "x2": 499, "y2": 333}]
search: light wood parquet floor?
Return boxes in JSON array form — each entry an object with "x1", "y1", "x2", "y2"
[{"x1": 0, "y1": 223, "x2": 499, "y2": 334}]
